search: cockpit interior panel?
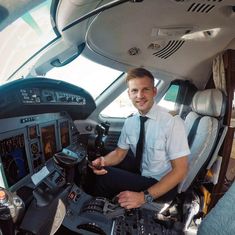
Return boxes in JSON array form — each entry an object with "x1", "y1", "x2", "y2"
[
  {"x1": 0, "y1": 77, "x2": 96, "y2": 119},
  {"x1": 0, "y1": 112, "x2": 76, "y2": 191}
]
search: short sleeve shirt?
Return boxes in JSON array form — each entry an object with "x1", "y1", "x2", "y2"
[{"x1": 117, "y1": 102, "x2": 190, "y2": 180}]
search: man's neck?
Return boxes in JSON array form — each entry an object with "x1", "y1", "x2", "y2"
[{"x1": 138, "y1": 101, "x2": 155, "y2": 115}]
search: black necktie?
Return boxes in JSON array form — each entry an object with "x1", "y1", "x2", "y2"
[{"x1": 135, "y1": 116, "x2": 148, "y2": 173}]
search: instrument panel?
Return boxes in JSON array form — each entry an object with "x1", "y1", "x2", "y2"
[
  {"x1": 19, "y1": 88, "x2": 86, "y2": 105},
  {"x1": 0, "y1": 77, "x2": 96, "y2": 119},
  {"x1": 0, "y1": 77, "x2": 96, "y2": 191},
  {"x1": 0, "y1": 112, "x2": 78, "y2": 191}
]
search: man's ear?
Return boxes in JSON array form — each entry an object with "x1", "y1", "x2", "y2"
[
  {"x1": 127, "y1": 89, "x2": 131, "y2": 98},
  {"x1": 153, "y1": 87, "x2": 157, "y2": 97}
]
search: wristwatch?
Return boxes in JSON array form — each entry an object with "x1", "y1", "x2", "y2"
[{"x1": 143, "y1": 190, "x2": 154, "y2": 203}]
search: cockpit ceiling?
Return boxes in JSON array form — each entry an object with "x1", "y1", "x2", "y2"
[{"x1": 57, "y1": 0, "x2": 235, "y2": 87}]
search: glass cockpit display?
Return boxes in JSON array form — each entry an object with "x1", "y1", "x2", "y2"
[
  {"x1": 41, "y1": 125, "x2": 57, "y2": 161},
  {"x1": 60, "y1": 121, "x2": 70, "y2": 148},
  {"x1": 0, "y1": 134, "x2": 29, "y2": 187},
  {"x1": 29, "y1": 125, "x2": 37, "y2": 139}
]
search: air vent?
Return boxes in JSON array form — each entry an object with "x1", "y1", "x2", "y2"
[
  {"x1": 153, "y1": 40, "x2": 185, "y2": 59},
  {"x1": 188, "y1": 3, "x2": 217, "y2": 13}
]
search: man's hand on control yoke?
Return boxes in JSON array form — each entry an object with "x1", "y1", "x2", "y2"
[
  {"x1": 89, "y1": 157, "x2": 108, "y2": 175},
  {"x1": 117, "y1": 191, "x2": 145, "y2": 209}
]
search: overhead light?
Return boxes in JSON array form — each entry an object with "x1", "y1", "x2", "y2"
[
  {"x1": 151, "y1": 27, "x2": 193, "y2": 38},
  {"x1": 181, "y1": 28, "x2": 221, "y2": 40}
]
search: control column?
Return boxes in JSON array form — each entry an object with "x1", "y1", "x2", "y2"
[{"x1": 0, "y1": 188, "x2": 24, "y2": 235}]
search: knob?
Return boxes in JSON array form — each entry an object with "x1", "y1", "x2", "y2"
[
  {"x1": 60, "y1": 97, "x2": 67, "y2": 102},
  {"x1": 0, "y1": 190, "x2": 8, "y2": 204},
  {"x1": 78, "y1": 98, "x2": 84, "y2": 104},
  {"x1": 46, "y1": 95, "x2": 53, "y2": 101}
]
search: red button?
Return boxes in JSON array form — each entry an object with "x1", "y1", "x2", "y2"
[{"x1": 68, "y1": 192, "x2": 75, "y2": 200}]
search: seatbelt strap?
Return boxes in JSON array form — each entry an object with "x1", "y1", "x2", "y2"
[{"x1": 187, "y1": 117, "x2": 201, "y2": 148}]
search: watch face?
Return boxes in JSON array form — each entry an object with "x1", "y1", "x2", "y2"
[
  {"x1": 144, "y1": 191, "x2": 153, "y2": 203},
  {"x1": 146, "y1": 195, "x2": 153, "y2": 203}
]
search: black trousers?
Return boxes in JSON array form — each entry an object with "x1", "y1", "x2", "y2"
[{"x1": 92, "y1": 155, "x2": 178, "y2": 202}]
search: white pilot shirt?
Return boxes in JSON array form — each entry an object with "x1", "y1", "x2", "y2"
[{"x1": 117, "y1": 102, "x2": 190, "y2": 181}]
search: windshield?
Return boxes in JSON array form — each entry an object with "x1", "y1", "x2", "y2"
[
  {"x1": 47, "y1": 55, "x2": 122, "y2": 99},
  {"x1": 0, "y1": 0, "x2": 56, "y2": 84}
]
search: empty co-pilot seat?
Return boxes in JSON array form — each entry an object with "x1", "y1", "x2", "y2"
[{"x1": 178, "y1": 89, "x2": 226, "y2": 193}]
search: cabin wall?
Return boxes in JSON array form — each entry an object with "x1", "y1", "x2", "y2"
[{"x1": 208, "y1": 49, "x2": 235, "y2": 210}]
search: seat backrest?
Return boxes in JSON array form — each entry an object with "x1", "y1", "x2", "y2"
[{"x1": 178, "y1": 89, "x2": 226, "y2": 193}]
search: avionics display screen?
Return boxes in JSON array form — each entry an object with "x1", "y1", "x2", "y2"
[
  {"x1": 29, "y1": 125, "x2": 37, "y2": 139},
  {"x1": 41, "y1": 125, "x2": 57, "y2": 161},
  {"x1": 60, "y1": 121, "x2": 70, "y2": 148},
  {"x1": 0, "y1": 134, "x2": 29, "y2": 187}
]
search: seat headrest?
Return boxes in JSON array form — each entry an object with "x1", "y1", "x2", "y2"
[{"x1": 192, "y1": 89, "x2": 226, "y2": 117}]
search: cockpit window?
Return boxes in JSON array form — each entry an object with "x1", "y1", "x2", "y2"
[
  {"x1": 46, "y1": 55, "x2": 122, "y2": 99},
  {"x1": 0, "y1": 0, "x2": 56, "y2": 83}
]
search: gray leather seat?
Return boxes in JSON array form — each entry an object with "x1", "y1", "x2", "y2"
[{"x1": 178, "y1": 89, "x2": 226, "y2": 193}]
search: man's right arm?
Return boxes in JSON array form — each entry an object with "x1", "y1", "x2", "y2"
[{"x1": 91, "y1": 147, "x2": 128, "y2": 175}]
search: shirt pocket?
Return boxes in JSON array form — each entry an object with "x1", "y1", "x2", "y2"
[{"x1": 146, "y1": 138, "x2": 166, "y2": 161}]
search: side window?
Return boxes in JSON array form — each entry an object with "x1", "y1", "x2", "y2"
[
  {"x1": 100, "y1": 90, "x2": 136, "y2": 118},
  {"x1": 158, "y1": 84, "x2": 180, "y2": 114}
]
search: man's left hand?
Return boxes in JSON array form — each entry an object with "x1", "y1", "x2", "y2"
[{"x1": 117, "y1": 191, "x2": 145, "y2": 209}]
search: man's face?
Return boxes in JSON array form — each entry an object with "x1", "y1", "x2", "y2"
[{"x1": 127, "y1": 76, "x2": 157, "y2": 115}]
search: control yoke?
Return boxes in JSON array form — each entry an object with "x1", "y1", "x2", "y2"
[
  {"x1": 0, "y1": 187, "x2": 24, "y2": 235},
  {"x1": 88, "y1": 122, "x2": 110, "y2": 160}
]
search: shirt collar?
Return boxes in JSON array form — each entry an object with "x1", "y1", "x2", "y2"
[{"x1": 137, "y1": 102, "x2": 159, "y2": 120}]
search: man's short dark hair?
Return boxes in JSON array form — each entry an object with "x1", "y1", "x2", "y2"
[{"x1": 126, "y1": 68, "x2": 154, "y2": 84}]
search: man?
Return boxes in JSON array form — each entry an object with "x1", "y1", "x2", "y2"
[{"x1": 90, "y1": 68, "x2": 190, "y2": 209}]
